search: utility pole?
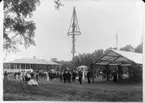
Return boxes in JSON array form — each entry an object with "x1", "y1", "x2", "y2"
[{"x1": 67, "y1": 7, "x2": 81, "y2": 59}]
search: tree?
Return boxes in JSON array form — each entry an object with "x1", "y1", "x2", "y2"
[
  {"x1": 72, "y1": 56, "x2": 81, "y2": 68},
  {"x1": 4, "y1": 0, "x2": 40, "y2": 53},
  {"x1": 4, "y1": 0, "x2": 63, "y2": 53},
  {"x1": 120, "y1": 45, "x2": 134, "y2": 52},
  {"x1": 51, "y1": 58, "x2": 57, "y2": 62},
  {"x1": 92, "y1": 49, "x2": 104, "y2": 60},
  {"x1": 134, "y1": 43, "x2": 143, "y2": 53},
  {"x1": 54, "y1": 0, "x2": 63, "y2": 10}
]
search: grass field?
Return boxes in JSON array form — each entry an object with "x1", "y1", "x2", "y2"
[{"x1": 3, "y1": 74, "x2": 142, "y2": 101}]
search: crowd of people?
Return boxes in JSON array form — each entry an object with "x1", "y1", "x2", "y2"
[
  {"x1": 14, "y1": 70, "x2": 39, "y2": 86},
  {"x1": 3, "y1": 69, "x2": 93, "y2": 86},
  {"x1": 59, "y1": 70, "x2": 91, "y2": 84},
  {"x1": 3, "y1": 67, "x2": 119, "y2": 87},
  {"x1": 3, "y1": 70, "x2": 39, "y2": 86}
]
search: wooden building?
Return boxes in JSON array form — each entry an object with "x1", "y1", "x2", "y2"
[
  {"x1": 94, "y1": 49, "x2": 143, "y2": 79},
  {"x1": 3, "y1": 58, "x2": 62, "y2": 73}
]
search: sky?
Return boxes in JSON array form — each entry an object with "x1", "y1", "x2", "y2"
[{"x1": 3, "y1": 0, "x2": 143, "y2": 61}]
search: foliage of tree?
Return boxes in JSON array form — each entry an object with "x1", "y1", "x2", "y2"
[
  {"x1": 3, "y1": 0, "x2": 63, "y2": 53},
  {"x1": 120, "y1": 45, "x2": 134, "y2": 52},
  {"x1": 72, "y1": 55, "x2": 81, "y2": 67},
  {"x1": 4, "y1": 0, "x2": 40, "y2": 53},
  {"x1": 92, "y1": 49, "x2": 104, "y2": 60},
  {"x1": 54, "y1": 0, "x2": 63, "y2": 10},
  {"x1": 62, "y1": 49, "x2": 104, "y2": 72},
  {"x1": 51, "y1": 57, "x2": 57, "y2": 62},
  {"x1": 134, "y1": 43, "x2": 143, "y2": 53}
]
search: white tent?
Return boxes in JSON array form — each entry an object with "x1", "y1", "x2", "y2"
[
  {"x1": 77, "y1": 65, "x2": 88, "y2": 80},
  {"x1": 77, "y1": 65, "x2": 88, "y2": 71}
]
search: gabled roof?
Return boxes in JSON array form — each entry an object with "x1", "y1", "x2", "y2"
[
  {"x1": 95, "y1": 49, "x2": 143, "y2": 65},
  {"x1": 4, "y1": 58, "x2": 61, "y2": 65}
]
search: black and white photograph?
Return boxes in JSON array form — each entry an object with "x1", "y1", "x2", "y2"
[{"x1": 2, "y1": 0, "x2": 143, "y2": 102}]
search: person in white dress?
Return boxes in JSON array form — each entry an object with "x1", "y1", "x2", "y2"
[
  {"x1": 27, "y1": 72, "x2": 38, "y2": 86},
  {"x1": 45, "y1": 71, "x2": 50, "y2": 81},
  {"x1": 27, "y1": 78, "x2": 38, "y2": 86}
]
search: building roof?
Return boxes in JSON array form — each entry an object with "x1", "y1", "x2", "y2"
[
  {"x1": 77, "y1": 65, "x2": 88, "y2": 69},
  {"x1": 4, "y1": 58, "x2": 61, "y2": 65},
  {"x1": 95, "y1": 49, "x2": 143, "y2": 65}
]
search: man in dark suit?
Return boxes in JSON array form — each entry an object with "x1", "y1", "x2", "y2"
[
  {"x1": 63, "y1": 71, "x2": 67, "y2": 83},
  {"x1": 87, "y1": 71, "x2": 91, "y2": 84},
  {"x1": 78, "y1": 71, "x2": 83, "y2": 84},
  {"x1": 72, "y1": 70, "x2": 76, "y2": 82}
]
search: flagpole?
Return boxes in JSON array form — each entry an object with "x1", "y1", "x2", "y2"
[{"x1": 116, "y1": 33, "x2": 118, "y2": 50}]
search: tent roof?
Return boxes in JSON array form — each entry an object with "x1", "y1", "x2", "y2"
[
  {"x1": 4, "y1": 58, "x2": 61, "y2": 65},
  {"x1": 77, "y1": 65, "x2": 88, "y2": 68},
  {"x1": 95, "y1": 49, "x2": 143, "y2": 65}
]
